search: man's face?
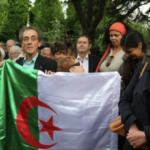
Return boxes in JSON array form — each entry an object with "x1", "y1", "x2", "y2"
[
  {"x1": 10, "y1": 49, "x2": 20, "y2": 60},
  {"x1": 21, "y1": 29, "x2": 41, "y2": 55},
  {"x1": 43, "y1": 49, "x2": 52, "y2": 58},
  {"x1": 76, "y1": 37, "x2": 91, "y2": 53},
  {"x1": 6, "y1": 41, "x2": 15, "y2": 52}
]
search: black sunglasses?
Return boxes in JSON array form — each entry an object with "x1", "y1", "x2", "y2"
[
  {"x1": 71, "y1": 62, "x2": 80, "y2": 67},
  {"x1": 105, "y1": 56, "x2": 114, "y2": 67}
]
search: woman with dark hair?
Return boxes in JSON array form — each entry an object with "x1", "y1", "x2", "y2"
[
  {"x1": 120, "y1": 30, "x2": 150, "y2": 87},
  {"x1": 95, "y1": 22, "x2": 131, "y2": 73}
]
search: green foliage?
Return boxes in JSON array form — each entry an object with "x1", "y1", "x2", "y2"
[
  {"x1": 31, "y1": 0, "x2": 65, "y2": 43},
  {"x1": 0, "y1": 0, "x2": 9, "y2": 38},
  {"x1": 0, "y1": 0, "x2": 30, "y2": 42},
  {"x1": 130, "y1": 22, "x2": 150, "y2": 44}
]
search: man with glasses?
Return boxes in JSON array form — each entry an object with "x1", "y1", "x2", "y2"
[{"x1": 16, "y1": 26, "x2": 57, "y2": 72}]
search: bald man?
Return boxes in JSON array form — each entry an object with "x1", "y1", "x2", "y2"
[{"x1": 6, "y1": 40, "x2": 16, "y2": 53}]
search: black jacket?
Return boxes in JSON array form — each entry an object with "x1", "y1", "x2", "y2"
[
  {"x1": 119, "y1": 63, "x2": 150, "y2": 149},
  {"x1": 16, "y1": 54, "x2": 57, "y2": 72},
  {"x1": 89, "y1": 54, "x2": 100, "y2": 72}
]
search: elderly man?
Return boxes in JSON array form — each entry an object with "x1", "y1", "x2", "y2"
[
  {"x1": 6, "y1": 40, "x2": 16, "y2": 53},
  {"x1": 76, "y1": 35, "x2": 100, "y2": 73},
  {"x1": 9, "y1": 46, "x2": 21, "y2": 61},
  {"x1": 16, "y1": 26, "x2": 57, "y2": 72},
  {"x1": 42, "y1": 47, "x2": 52, "y2": 58}
]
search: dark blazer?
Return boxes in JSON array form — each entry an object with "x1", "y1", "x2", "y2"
[
  {"x1": 89, "y1": 54, "x2": 100, "y2": 72},
  {"x1": 16, "y1": 54, "x2": 57, "y2": 72},
  {"x1": 119, "y1": 63, "x2": 150, "y2": 149}
]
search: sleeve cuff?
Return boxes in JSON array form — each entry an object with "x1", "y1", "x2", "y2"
[
  {"x1": 144, "y1": 126, "x2": 150, "y2": 147},
  {"x1": 124, "y1": 115, "x2": 137, "y2": 131}
]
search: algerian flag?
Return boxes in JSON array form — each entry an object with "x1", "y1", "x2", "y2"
[{"x1": 0, "y1": 60, "x2": 120, "y2": 150}]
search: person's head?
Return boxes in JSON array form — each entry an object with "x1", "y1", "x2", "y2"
[
  {"x1": 0, "y1": 48, "x2": 5, "y2": 61},
  {"x1": 57, "y1": 56, "x2": 84, "y2": 73},
  {"x1": 6, "y1": 40, "x2": 16, "y2": 52},
  {"x1": 19, "y1": 26, "x2": 42, "y2": 56},
  {"x1": 40, "y1": 49, "x2": 43, "y2": 56},
  {"x1": 68, "y1": 46, "x2": 77, "y2": 57},
  {"x1": 76, "y1": 35, "x2": 92, "y2": 54},
  {"x1": 0, "y1": 42, "x2": 5, "y2": 50},
  {"x1": 121, "y1": 30, "x2": 146, "y2": 61},
  {"x1": 9, "y1": 46, "x2": 21, "y2": 60},
  {"x1": 42, "y1": 47, "x2": 52, "y2": 58},
  {"x1": 50, "y1": 41, "x2": 68, "y2": 63},
  {"x1": 103, "y1": 22, "x2": 132, "y2": 47}
]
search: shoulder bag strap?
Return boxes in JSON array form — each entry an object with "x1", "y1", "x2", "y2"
[{"x1": 139, "y1": 62, "x2": 149, "y2": 79}]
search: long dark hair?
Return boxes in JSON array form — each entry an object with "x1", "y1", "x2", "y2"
[
  {"x1": 120, "y1": 30, "x2": 147, "y2": 52},
  {"x1": 120, "y1": 30, "x2": 147, "y2": 86}
]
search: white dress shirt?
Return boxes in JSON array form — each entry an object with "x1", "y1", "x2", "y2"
[{"x1": 77, "y1": 54, "x2": 89, "y2": 73}]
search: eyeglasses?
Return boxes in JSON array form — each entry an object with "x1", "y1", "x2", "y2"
[
  {"x1": 105, "y1": 56, "x2": 114, "y2": 67},
  {"x1": 71, "y1": 62, "x2": 80, "y2": 67},
  {"x1": 23, "y1": 36, "x2": 38, "y2": 42}
]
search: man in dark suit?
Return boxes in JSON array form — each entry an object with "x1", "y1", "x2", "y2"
[
  {"x1": 76, "y1": 35, "x2": 100, "y2": 73},
  {"x1": 16, "y1": 26, "x2": 57, "y2": 72}
]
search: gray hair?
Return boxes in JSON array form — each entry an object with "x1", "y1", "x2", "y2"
[
  {"x1": 6, "y1": 39, "x2": 16, "y2": 45},
  {"x1": 0, "y1": 48, "x2": 5, "y2": 61},
  {"x1": 9, "y1": 46, "x2": 21, "y2": 59},
  {"x1": 42, "y1": 47, "x2": 51, "y2": 54}
]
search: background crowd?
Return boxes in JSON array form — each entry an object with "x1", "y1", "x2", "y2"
[{"x1": 0, "y1": 22, "x2": 150, "y2": 150}]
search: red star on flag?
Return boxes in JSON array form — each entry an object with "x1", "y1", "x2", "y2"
[{"x1": 39, "y1": 116, "x2": 63, "y2": 140}]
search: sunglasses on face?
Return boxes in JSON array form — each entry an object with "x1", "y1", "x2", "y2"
[
  {"x1": 71, "y1": 62, "x2": 80, "y2": 67},
  {"x1": 105, "y1": 56, "x2": 114, "y2": 67}
]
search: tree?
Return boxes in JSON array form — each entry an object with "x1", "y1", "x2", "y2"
[
  {"x1": 64, "y1": 0, "x2": 150, "y2": 47},
  {"x1": 0, "y1": 0, "x2": 9, "y2": 41},
  {"x1": 30, "y1": 0, "x2": 65, "y2": 42},
  {"x1": 0, "y1": 0, "x2": 30, "y2": 42}
]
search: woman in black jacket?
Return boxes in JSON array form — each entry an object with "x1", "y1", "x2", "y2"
[{"x1": 119, "y1": 63, "x2": 150, "y2": 150}]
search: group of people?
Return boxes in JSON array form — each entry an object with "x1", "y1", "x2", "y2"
[{"x1": 0, "y1": 22, "x2": 150, "y2": 150}]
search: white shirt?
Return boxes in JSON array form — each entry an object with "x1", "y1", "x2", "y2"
[{"x1": 77, "y1": 54, "x2": 89, "y2": 73}]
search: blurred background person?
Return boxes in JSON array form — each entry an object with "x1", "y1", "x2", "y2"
[
  {"x1": 40, "y1": 49, "x2": 43, "y2": 56},
  {"x1": 42, "y1": 47, "x2": 52, "y2": 58},
  {"x1": 0, "y1": 42, "x2": 5, "y2": 50},
  {"x1": 6, "y1": 39, "x2": 16, "y2": 53},
  {"x1": 50, "y1": 41, "x2": 68, "y2": 63},
  {"x1": 0, "y1": 48, "x2": 5, "y2": 61},
  {"x1": 68, "y1": 46, "x2": 77, "y2": 57},
  {"x1": 9, "y1": 46, "x2": 21, "y2": 61},
  {"x1": 57, "y1": 56, "x2": 84, "y2": 73},
  {"x1": 96, "y1": 22, "x2": 131, "y2": 73}
]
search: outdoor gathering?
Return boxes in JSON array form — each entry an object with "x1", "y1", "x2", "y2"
[{"x1": 0, "y1": 0, "x2": 150, "y2": 150}]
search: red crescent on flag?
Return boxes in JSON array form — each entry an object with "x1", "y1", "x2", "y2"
[{"x1": 16, "y1": 97, "x2": 57, "y2": 149}]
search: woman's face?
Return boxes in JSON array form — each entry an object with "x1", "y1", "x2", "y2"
[
  {"x1": 122, "y1": 43, "x2": 145, "y2": 60},
  {"x1": 53, "y1": 51, "x2": 68, "y2": 63},
  {"x1": 109, "y1": 30, "x2": 123, "y2": 47}
]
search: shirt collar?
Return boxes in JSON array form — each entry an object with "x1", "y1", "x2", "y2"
[
  {"x1": 23, "y1": 53, "x2": 39, "y2": 63},
  {"x1": 77, "y1": 54, "x2": 89, "y2": 60}
]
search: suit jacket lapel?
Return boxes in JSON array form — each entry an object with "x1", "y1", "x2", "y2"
[
  {"x1": 34, "y1": 54, "x2": 43, "y2": 70},
  {"x1": 89, "y1": 54, "x2": 94, "y2": 72}
]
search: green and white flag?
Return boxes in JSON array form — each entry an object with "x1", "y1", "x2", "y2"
[{"x1": 0, "y1": 60, "x2": 120, "y2": 150}]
